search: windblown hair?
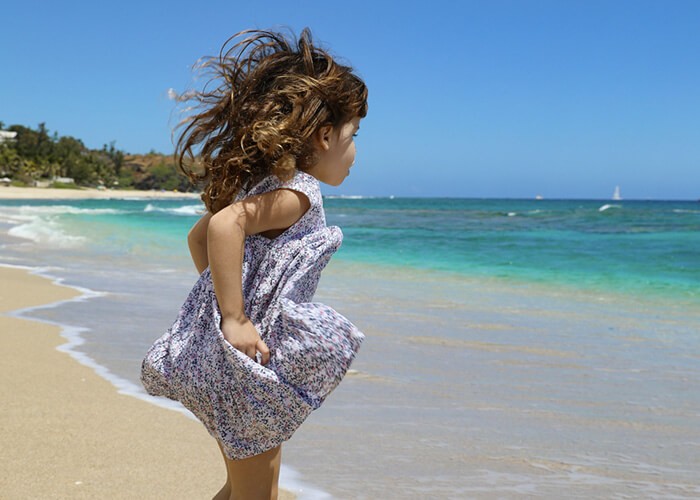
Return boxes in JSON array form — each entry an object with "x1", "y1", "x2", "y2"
[{"x1": 174, "y1": 28, "x2": 368, "y2": 213}]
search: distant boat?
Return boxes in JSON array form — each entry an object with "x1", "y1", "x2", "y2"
[
  {"x1": 612, "y1": 186, "x2": 622, "y2": 201},
  {"x1": 535, "y1": 194, "x2": 544, "y2": 200}
]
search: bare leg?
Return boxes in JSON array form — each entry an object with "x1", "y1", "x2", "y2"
[
  {"x1": 212, "y1": 442, "x2": 232, "y2": 500},
  {"x1": 222, "y1": 444, "x2": 282, "y2": 500}
]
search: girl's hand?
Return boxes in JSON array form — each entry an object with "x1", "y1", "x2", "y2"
[{"x1": 221, "y1": 317, "x2": 270, "y2": 365}]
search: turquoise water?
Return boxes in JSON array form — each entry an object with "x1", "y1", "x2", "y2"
[
  {"x1": 2, "y1": 196, "x2": 698, "y2": 301},
  {"x1": 326, "y1": 197, "x2": 700, "y2": 299}
]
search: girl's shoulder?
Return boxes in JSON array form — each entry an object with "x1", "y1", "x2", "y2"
[{"x1": 239, "y1": 170, "x2": 322, "y2": 206}]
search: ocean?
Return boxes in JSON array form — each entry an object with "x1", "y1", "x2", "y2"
[{"x1": 1, "y1": 195, "x2": 699, "y2": 498}]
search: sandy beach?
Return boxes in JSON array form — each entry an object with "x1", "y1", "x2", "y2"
[
  {"x1": 0, "y1": 185, "x2": 201, "y2": 200},
  {"x1": 0, "y1": 266, "x2": 293, "y2": 499}
]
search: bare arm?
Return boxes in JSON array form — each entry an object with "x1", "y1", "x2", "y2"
[
  {"x1": 207, "y1": 188, "x2": 310, "y2": 363},
  {"x1": 188, "y1": 212, "x2": 212, "y2": 274}
]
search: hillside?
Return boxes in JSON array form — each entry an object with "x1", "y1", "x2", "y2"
[
  {"x1": 120, "y1": 153, "x2": 195, "y2": 192},
  {"x1": 0, "y1": 121, "x2": 197, "y2": 192}
]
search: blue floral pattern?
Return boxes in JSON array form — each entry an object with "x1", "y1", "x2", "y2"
[{"x1": 141, "y1": 170, "x2": 364, "y2": 459}]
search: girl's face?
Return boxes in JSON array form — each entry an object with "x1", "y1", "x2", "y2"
[{"x1": 306, "y1": 117, "x2": 361, "y2": 186}]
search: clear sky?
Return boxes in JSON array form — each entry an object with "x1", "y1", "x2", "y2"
[{"x1": 2, "y1": 0, "x2": 699, "y2": 199}]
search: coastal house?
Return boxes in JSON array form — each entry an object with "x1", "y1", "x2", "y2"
[
  {"x1": 0, "y1": 130, "x2": 18, "y2": 144},
  {"x1": 0, "y1": 131, "x2": 18, "y2": 180},
  {"x1": 31, "y1": 177, "x2": 76, "y2": 188}
]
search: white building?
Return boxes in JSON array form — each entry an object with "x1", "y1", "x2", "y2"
[
  {"x1": 53, "y1": 176, "x2": 75, "y2": 184},
  {"x1": 0, "y1": 130, "x2": 18, "y2": 144}
]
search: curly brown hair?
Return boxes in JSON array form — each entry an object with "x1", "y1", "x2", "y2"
[{"x1": 173, "y1": 27, "x2": 368, "y2": 213}]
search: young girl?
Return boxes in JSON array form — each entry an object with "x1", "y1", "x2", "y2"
[{"x1": 141, "y1": 28, "x2": 367, "y2": 499}]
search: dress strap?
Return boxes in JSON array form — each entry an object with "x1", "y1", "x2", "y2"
[{"x1": 244, "y1": 170, "x2": 322, "y2": 207}]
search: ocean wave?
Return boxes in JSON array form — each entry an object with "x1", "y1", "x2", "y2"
[
  {"x1": 143, "y1": 203, "x2": 204, "y2": 216},
  {"x1": 598, "y1": 204, "x2": 622, "y2": 212},
  {"x1": 8, "y1": 217, "x2": 86, "y2": 248},
  {"x1": 12, "y1": 205, "x2": 128, "y2": 216},
  {"x1": 0, "y1": 206, "x2": 114, "y2": 248}
]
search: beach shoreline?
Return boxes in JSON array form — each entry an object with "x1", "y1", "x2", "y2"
[
  {"x1": 1, "y1": 195, "x2": 698, "y2": 497},
  {"x1": 0, "y1": 265, "x2": 294, "y2": 499},
  {"x1": 0, "y1": 185, "x2": 201, "y2": 200}
]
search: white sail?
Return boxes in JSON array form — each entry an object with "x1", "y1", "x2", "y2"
[{"x1": 612, "y1": 186, "x2": 622, "y2": 201}]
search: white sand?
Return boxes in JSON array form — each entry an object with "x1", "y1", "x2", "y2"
[{"x1": 0, "y1": 186, "x2": 201, "y2": 200}]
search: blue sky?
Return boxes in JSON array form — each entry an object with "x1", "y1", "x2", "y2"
[{"x1": 2, "y1": 0, "x2": 699, "y2": 199}]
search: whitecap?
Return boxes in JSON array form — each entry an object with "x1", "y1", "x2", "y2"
[
  {"x1": 16, "y1": 205, "x2": 127, "y2": 216},
  {"x1": 8, "y1": 217, "x2": 86, "y2": 248},
  {"x1": 323, "y1": 195, "x2": 370, "y2": 199},
  {"x1": 143, "y1": 203, "x2": 204, "y2": 216}
]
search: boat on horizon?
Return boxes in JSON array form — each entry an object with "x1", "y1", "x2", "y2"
[{"x1": 612, "y1": 186, "x2": 622, "y2": 201}]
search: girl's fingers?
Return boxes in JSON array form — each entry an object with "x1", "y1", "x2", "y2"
[
  {"x1": 257, "y1": 339, "x2": 270, "y2": 365},
  {"x1": 244, "y1": 346, "x2": 257, "y2": 360}
]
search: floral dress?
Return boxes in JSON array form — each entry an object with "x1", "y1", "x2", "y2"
[{"x1": 141, "y1": 170, "x2": 364, "y2": 459}]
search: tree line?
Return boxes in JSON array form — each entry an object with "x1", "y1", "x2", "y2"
[{"x1": 0, "y1": 121, "x2": 194, "y2": 192}]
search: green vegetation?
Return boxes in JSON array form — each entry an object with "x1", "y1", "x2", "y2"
[{"x1": 0, "y1": 120, "x2": 195, "y2": 192}]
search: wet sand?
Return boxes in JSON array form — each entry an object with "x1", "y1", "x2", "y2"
[{"x1": 0, "y1": 266, "x2": 293, "y2": 499}]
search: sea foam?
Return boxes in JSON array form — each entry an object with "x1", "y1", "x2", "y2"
[
  {"x1": 15, "y1": 205, "x2": 127, "y2": 216},
  {"x1": 143, "y1": 203, "x2": 204, "y2": 216},
  {"x1": 8, "y1": 217, "x2": 86, "y2": 248}
]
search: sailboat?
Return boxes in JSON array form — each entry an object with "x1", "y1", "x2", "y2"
[
  {"x1": 599, "y1": 186, "x2": 623, "y2": 212},
  {"x1": 612, "y1": 186, "x2": 622, "y2": 201}
]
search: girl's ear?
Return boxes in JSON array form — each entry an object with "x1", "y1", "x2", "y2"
[{"x1": 314, "y1": 123, "x2": 334, "y2": 151}]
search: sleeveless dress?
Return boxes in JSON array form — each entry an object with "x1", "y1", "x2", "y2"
[{"x1": 140, "y1": 170, "x2": 364, "y2": 459}]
